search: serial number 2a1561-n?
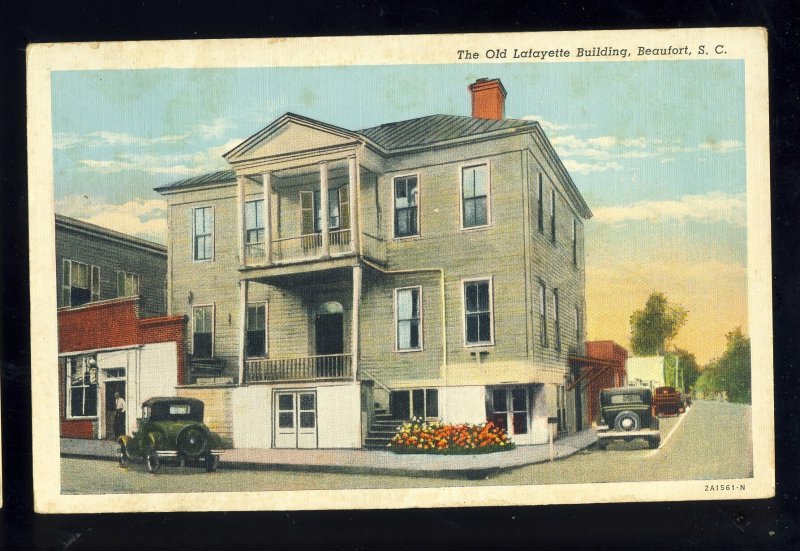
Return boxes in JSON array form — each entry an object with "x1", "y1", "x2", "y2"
[{"x1": 705, "y1": 484, "x2": 746, "y2": 492}]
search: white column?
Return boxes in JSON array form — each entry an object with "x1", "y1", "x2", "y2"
[
  {"x1": 351, "y1": 265, "x2": 362, "y2": 382},
  {"x1": 348, "y1": 155, "x2": 360, "y2": 254},
  {"x1": 319, "y1": 161, "x2": 330, "y2": 257},
  {"x1": 237, "y1": 175, "x2": 247, "y2": 266},
  {"x1": 237, "y1": 280, "x2": 248, "y2": 385},
  {"x1": 261, "y1": 171, "x2": 272, "y2": 264}
]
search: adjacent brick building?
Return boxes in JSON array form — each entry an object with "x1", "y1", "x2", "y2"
[{"x1": 569, "y1": 340, "x2": 628, "y2": 427}]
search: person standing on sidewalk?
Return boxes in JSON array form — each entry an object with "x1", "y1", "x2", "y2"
[{"x1": 114, "y1": 392, "x2": 126, "y2": 437}]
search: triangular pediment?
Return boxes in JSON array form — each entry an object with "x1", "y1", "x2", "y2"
[{"x1": 225, "y1": 113, "x2": 360, "y2": 163}]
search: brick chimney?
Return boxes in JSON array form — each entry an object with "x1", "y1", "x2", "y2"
[{"x1": 468, "y1": 78, "x2": 507, "y2": 120}]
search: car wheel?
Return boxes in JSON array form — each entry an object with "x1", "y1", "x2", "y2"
[
  {"x1": 648, "y1": 436, "x2": 661, "y2": 449},
  {"x1": 145, "y1": 448, "x2": 161, "y2": 474},
  {"x1": 206, "y1": 454, "x2": 219, "y2": 473},
  {"x1": 614, "y1": 411, "x2": 641, "y2": 432},
  {"x1": 176, "y1": 425, "x2": 208, "y2": 459}
]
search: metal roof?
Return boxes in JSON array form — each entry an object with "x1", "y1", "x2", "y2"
[
  {"x1": 56, "y1": 214, "x2": 167, "y2": 252},
  {"x1": 153, "y1": 169, "x2": 236, "y2": 192},
  {"x1": 358, "y1": 114, "x2": 536, "y2": 151}
]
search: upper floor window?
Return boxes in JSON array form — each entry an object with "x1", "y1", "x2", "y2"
[
  {"x1": 550, "y1": 189, "x2": 557, "y2": 243},
  {"x1": 246, "y1": 302, "x2": 267, "y2": 358},
  {"x1": 301, "y1": 186, "x2": 350, "y2": 234},
  {"x1": 537, "y1": 174, "x2": 544, "y2": 233},
  {"x1": 553, "y1": 289, "x2": 562, "y2": 352},
  {"x1": 245, "y1": 200, "x2": 265, "y2": 258},
  {"x1": 539, "y1": 281, "x2": 548, "y2": 348},
  {"x1": 572, "y1": 218, "x2": 578, "y2": 266},
  {"x1": 464, "y1": 279, "x2": 493, "y2": 345},
  {"x1": 116, "y1": 271, "x2": 140, "y2": 298},
  {"x1": 575, "y1": 305, "x2": 582, "y2": 342},
  {"x1": 462, "y1": 165, "x2": 489, "y2": 228},
  {"x1": 395, "y1": 287, "x2": 422, "y2": 351},
  {"x1": 193, "y1": 206, "x2": 213, "y2": 261},
  {"x1": 67, "y1": 356, "x2": 98, "y2": 418},
  {"x1": 61, "y1": 259, "x2": 99, "y2": 307},
  {"x1": 394, "y1": 175, "x2": 419, "y2": 238},
  {"x1": 192, "y1": 305, "x2": 214, "y2": 358}
]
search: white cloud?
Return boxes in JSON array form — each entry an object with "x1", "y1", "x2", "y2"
[
  {"x1": 56, "y1": 195, "x2": 168, "y2": 244},
  {"x1": 699, "y1": 139, "x2": 743, "y2": 153},
  {"x1": 592, "y1": 192, "x2": 747, "y2": 227},
  {"x1": 521, "y1": 115, "x2": 569, "y2": 132}
]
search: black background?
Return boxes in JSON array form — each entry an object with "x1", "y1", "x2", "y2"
[{"x1": 2, "y1": 1, "x2": 799, "y2": 549}]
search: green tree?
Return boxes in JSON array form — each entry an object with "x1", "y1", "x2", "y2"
[
  {"x1": 695, "y1": 327, "x2": 751, "y2": 403},
  {"x1": 664, "y1": 348, "x2": 700, "y2": 393},
  {"x1": 630, "y1": 292, "x2": 688, "y2": 355}
]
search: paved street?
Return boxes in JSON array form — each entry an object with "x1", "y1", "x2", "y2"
[{"x1": 61, "y1": 400, "x2": 752, "y2": 494}]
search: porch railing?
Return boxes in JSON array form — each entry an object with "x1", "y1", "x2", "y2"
[
  {"x1": 269, "y1": 229, "x2": 353, "y2": 263},
  {"x1": 245, "y1": 242, "x2": 266, "y2": 260},
  {"x1": 245, "y1": 353, "x2": 352, "y2": 383}
]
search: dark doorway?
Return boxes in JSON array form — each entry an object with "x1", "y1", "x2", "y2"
[
  {"x1": 104, "y1": 381, "x2": 126, "y2": 439},
  {"x1": 390, "y1": 390, "x2": 410, "y2": 420},
  {"x1": 315, "y1": 313, "x2": 343, "y2": 355}
]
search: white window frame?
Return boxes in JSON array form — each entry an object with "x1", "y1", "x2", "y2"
[
  {"x1": 65, "y1": 356, "x2": 99, "y2": 420},
  {"x1": 61, "y1": 259, "x2": 100, "y2": 307},
  {"x1": 192, "y1": 205, "x2": 215, "y2": 262},
  {"x1": 462, "y1": 276, "x2": 495, "y2": 347},
  {"x1": 116, "y1": 270, "x2": 140, "y2": 298},
  {"x1": 245, "y1": 199, "x2": 265, "y2": 246},
  {"x1": 191, "y1": 304, "x2": 215, "y2": 357},
  {"x1": 394, "y1": 286, "x2": 423, "y2": 352},
  {"x1": 392, "y1": 173, "x2": 421, "y2": 240},
  {"x1": 459, "y1": 162, "x2": 492, "y2": 230},
  {"x1": 245, "y1": 301, "x2": 269, "y2": 358}
]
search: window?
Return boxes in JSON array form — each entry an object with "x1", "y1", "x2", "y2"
[
  {"x1": 193, "y1": 206, "x2": 213, "y2": 261},
  {"x1": 464, "y1": 279, "x2": 493, "y2": 345},
  {"x1": 572, "y1": 218, "x2": 578, "y2": 266},
  {"x1": 302, "y1": 186, "x2": 350, "y2": 234},
  {"x1": 556, "y1": 384, "x2": 567, "y2": 434},
  {"x1": 67, "y1": 356, "x2": 98, "y2": 418},
  {"x1": 395, "y1": 287, "x2": 422, "y2": 351},
  {"x1": 245, "y1": 200, "x2": 265, "y2": 257},
  {"x1": 192, "y1": 305, "x2": 213, "y2": 357},
  {"x1": 462, "y1": 165, "x2": 489, "y2": 228},
  {"x1": 412, "y1": 388, "x2": 439, "y2": 419},
  {"x1": 550, "y1": 189, "x2": 557, "y2": 243},
  {"x1": 116, "y1": 271, "x2": 140, "y2": 298},
  {"x1": 537, "y1": 174, "x2": 544, "y2": 233},
  {"x1": 394, "y1": 175, "x2": 419, "y2": 237},
  {"x1": 246, "y1": 303, "x2": 267, "y2": 357},
  {"x1": 575, "y1": 306, "x2": 583, "y2": 342},
  {"x1": 539, "y1": 281, "x2": 548, "y2": 348},
  {"x1": 61, "y1": 260, "x2": 99, "y2": 307},
  {"x1": 553, "y1": 289, "x2": 561, "y2": 352}
]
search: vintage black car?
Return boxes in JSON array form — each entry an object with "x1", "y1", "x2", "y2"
[
  {"x1": 117, "y1": 397, "x2": 226, "y2": 473},
  {"x1": 597, "y1": 387, "x2": 660, "y2": 450}
]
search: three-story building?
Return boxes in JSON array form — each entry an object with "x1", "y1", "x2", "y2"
[{"x1": 157, "y1": 78, "x2": 592, "y2": 449}]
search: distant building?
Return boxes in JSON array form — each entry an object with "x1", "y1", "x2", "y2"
[
  {"x1": 626, "y1": 356, "x2": 666, "y2": 389},
  {"x1": 56, "y1": 214, "x2": 167, "y2": 317},
  {"x1": 568, "y1": 341, "x2": 628, "y2": 426}
]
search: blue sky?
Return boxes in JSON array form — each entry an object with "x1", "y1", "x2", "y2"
[{"x1": 51, "y1": 60, "x2": 747, "y2": 362}]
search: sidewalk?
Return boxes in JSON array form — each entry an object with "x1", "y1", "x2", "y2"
[{"x1": 61, "y1": 429, "x2": 597, "y2": 479}]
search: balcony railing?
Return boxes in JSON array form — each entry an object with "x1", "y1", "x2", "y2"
[
  {"x1": 245, "y1": 353, "x2": 352, "y2": 383},
  {"x1": 245, "y1": 242, "x2": 266, "y2": 260},
  {"x1": 269, "y1": 229, "x2": 352, "y2": 263}
]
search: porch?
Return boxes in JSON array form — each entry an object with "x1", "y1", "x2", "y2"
[{"x1": 245, "y1": 353, "x2": 352, "y2": 384}]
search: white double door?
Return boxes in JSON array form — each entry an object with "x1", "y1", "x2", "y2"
[{"x1": 274, "y1": 390, "x2": 318, "y2": 448}]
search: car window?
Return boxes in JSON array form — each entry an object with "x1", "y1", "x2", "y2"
[
  {"x1": 169, "y1": 405, "x2": 191, "y2": 415},
  {"x1": 610, "y1": 394, "x2": 643, "y2": 404}
]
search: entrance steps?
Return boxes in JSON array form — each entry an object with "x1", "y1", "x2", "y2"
[{"x1": 364, "y1": 409, "x2": 403, "y2": 450}]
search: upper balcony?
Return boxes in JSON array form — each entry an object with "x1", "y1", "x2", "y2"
[{"x1": 234, "y1": 156, "x2": 386, "y2": 278}]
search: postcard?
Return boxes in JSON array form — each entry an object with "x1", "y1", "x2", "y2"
[{"x1": 28, "y1": 28, "x2": 773, "y2": 513}]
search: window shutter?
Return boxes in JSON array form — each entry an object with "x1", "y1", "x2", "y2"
[
  {"x1": 90, "y1": 265, "x2": 100, "y2": 301},
  {"x1": 300, "y1": 191, "x2": 314, "y2": 235},
  {"x1": 339, "y1": 185, "x2": 350, "y2": 229},
  {"x1": 62, "y1": 259, "x2": 71, "y2": 306}
]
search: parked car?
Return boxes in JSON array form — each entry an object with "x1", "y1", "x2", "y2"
[
  {"x1": 118, "y1": 397, "x2": 227, "y2": 474},
  {"x1": 653, "y1": 386, "x2": 683, "y2": 416},
  {"x1": 597, "y1": 387, "x2": 660, "y2": 450}
]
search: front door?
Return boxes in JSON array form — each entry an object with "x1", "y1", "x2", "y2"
[
  {"x1": 274, "y1": 391, "x2": 318, "y2": 448},
  {"x1": 315, "y1": 313, "x2": 343, "y2": 355},
  {"x1": 104, "y1": 381, "x2": 126, "y2": 439},
  {"x1": 488, "y1": 386, "x2": 529, "y2": 438}
]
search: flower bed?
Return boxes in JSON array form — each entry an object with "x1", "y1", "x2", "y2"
[{"x1": 387, "y1": 419, "x2": 514, "y2": 454}]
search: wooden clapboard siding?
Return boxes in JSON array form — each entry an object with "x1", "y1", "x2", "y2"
[{"x1": 176, "y1": 386, "x2": 234, "y2": 440}]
